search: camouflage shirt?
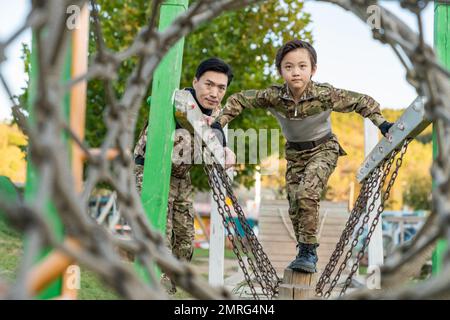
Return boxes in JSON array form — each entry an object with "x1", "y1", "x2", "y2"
[
  {"x1": 133, "y1": 88, "x2": 222, "y2": 160},
  {"x1": 215, "y1": 81, "x2": 387, "y2": 142}
]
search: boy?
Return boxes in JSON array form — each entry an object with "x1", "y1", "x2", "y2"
[{"x1": 211, "y1": 40, "x2": 393, "y2": 273}]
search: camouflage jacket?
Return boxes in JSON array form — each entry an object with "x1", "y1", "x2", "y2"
[
  {"x1": 133, "y1": 89, "x2": 222, "y2": 160},
  {"x1": 215, "y1": 81, "x2": 387, "y2": 142}
]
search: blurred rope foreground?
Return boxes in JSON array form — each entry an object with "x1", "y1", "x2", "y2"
[{"x1": 0, "y1": 0, "x2": 449, "y2": 299}]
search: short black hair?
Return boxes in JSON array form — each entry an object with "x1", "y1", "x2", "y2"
[
  {"x1": 195, "y1": 58, "x2": 234, "y2": 86},
  {"x1": 275, "y1": 39, "x2": 317, "y2": 73}
]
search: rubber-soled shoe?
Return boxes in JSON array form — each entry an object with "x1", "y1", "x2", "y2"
[{"x1": 287, "y1": 243, "x2": 319, "y2": 273}]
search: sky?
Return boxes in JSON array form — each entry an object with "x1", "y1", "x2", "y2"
[
  {"x1": 0, "y1": 0, "x2": 31, "y2": 121},
  {"x1": 0, "y1": 1, "x2": 437, "y2": 121},
  {"x1": 302, "y1": 0, "x2": 435, "y2": 109}
]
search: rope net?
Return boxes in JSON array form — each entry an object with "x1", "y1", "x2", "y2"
[{"x1": 0, "y1": 0, "x2": 449, "y2": 300}]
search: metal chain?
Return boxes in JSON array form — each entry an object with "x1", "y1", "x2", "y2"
[
  {"x1": 316, "y1": 139, "x2": 411, "y2": 298},
  {"x1": 214, "y1": 165, "x2": 281, "y2": 297},
  {"x1": 315, "y1": 165, "x2": 379, "y2": 295},
  {"x1": 205, "y1": 164, "x2": 260, "y2": 299},
  {"x1": 1, "y1": 0, "x2": 446, "y2": 301},
  {"x1": 322, "y1": 153, "x2": 396, "y2": 299},
  {"x1": 339, "y1": 138, "x2": 411, "y2": 296},
  {"x1": 204, "y1": 159, "x2": 281, "y2": 299},
  {"x1": 207, "y1": 137, "x2": 410, "y2": 300}
]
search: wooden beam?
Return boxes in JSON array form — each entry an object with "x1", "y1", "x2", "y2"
[
  {"x1": 65, "y1": 3, "x2": 90, "y2": 300},
  {"x1": 27, "y1": 238, "x2": 80, "y2": 296}
]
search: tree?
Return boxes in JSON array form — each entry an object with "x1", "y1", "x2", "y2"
[
  {"x1": 403, "y1": 174, "x2": 431, "y2": 211},
  {"x1": 85, "y1": 0, "x2": 312, "y2": 190},
  {"x1": 0, "y1": 123, "x2": 27, "y2": 184}
]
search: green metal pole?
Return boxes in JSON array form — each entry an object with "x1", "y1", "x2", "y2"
[
  {"x1": 24, "y1": 33, "x2": 73, "y2": 298},
  {"x1": 432, "y1": 1, "x2": 449, "y2": 275},
  {"x1": 0, "y1": 176, "x2": 19, "y2": 220},
  {"x1": 138, "y1": 0, "x2": 189, "y2": 280}
]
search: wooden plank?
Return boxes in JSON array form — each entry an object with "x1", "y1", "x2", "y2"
[
  {"x1": 283, "y1": 268, "x2": 294, "y2": 283},
  {"x1": 259, "y1": 235, "x2": 295, "y2": 242},
  {"x1": 258, "y1": 223, "x2": 292, "y2": 229},
  {"x1": 259, "y1": 201, "x2": 351, "y2": 292},
  {"x1": 259, "y1": 217, "x2": 348, "y2": 225},
  {"x1": 259, "y1": 244, "x2": 296, "y2": 254},
  {"x1": 266, "y1": 254, "x2": 334, "y2": 263},
  {"x1": 293, "y1": 286, "x2": 317, "y2": 299}
]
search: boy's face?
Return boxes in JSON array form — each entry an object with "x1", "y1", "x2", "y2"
[
  {"x1": 280, "y1": 48, "x2": 316, "y2": 93},
  {"x1": 193, "y1": 71, "x2": 228, "y2": 110}
]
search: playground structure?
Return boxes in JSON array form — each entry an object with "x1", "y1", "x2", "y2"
[{"x1": 0, "y1": 0, "x2": 449, "y2": 300}]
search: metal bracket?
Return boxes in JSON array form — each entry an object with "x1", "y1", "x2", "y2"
[
  {"x1": 173, "y1": 90, "x2": 225, "y2": 166},
  {"x1": 356, "y1": 96, "x2": 430, "y2": 182}
]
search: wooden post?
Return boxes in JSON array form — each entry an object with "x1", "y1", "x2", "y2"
[
  {"x1": 348, "y1": 181, "x2": 355, "y2": 212},
  {"x1": 64, "y1": 3, "x2": 90, "y2": 300},
  {"x1": 70, "y1": 4, "x2": 89, "y2": 194},
  {"x1": 208, "y1": 125, "x2": 228, "y2": 286},
  {"x1": 279, "y1": 268, "x2": 317, "y2": 300}
]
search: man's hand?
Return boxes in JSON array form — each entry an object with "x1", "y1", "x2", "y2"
[
  {"x1": 224, "y1": 147, "x2": 236, "y2": 170},
  {"x1": 203, "y1": 115, "x2": 215, "y2": 126},
  {"x1": 379, "y1": 121, "x2": 394, "y2": 137}
]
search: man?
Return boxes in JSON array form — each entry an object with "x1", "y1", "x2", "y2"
[{"x1": 134, "y1": 58, "x2": 235, "y2": 293}]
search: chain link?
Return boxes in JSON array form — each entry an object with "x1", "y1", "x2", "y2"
[
  {"x1": 215, "y1": 165, "x2": 281, "y2": 296},
  {"x1": 339, "y1": 139, "x2": 411, "y2": 296},
  {"x1": 315, "y1": 139, "x2": 411, "y2": 299},
  {"x1": 315, "y1": 166, "x2": 378, "y2": 295},
  {"x1": 205, "y1": 165, "x2": 259, "y2": 298},
  {"x1": 204, "y1": 162, "x2": 280, "y2": 300},
  {"x1": 207, "y1": 138, "x2": 410, "y2": 300}
]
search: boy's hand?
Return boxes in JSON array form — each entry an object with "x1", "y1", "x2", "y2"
[
  {"x1": 379, "y1": 121, "x2": 394, "y2": 137},
  {"x1": 224, "y1": 147, "x2": 236, "y2": 169}
]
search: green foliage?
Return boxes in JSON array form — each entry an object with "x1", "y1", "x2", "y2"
[
  {"x1": 17, "y1": 1, "x2": 313, "y2": 191},
  {"x1": 18, "y1": 44, "x2": 31, "y2": 113},
  {"x1": 86, "y1": 0, "x2": 152, "y2": 148},
  {"x1": 0, "y1": 218, "x2": 22, "y2": 282},
  {"x1": 77, "y1": 268, "x2": 120, "y2": 300},
  {"x1": 266, "y1": 108, "x2": 433, "y2": 210},
  {"x1": 182, "y1": 0, "x2": 312, "y2": 190},
  {"x1": 403, "y1": 174, "x2": 432, "y2": 210},
  {"x1": 0, "y1": 124, "x2": 27, "y2": 183},
  {"x1": 86, "y1": 0, "x2": 312, "y2": 191}
]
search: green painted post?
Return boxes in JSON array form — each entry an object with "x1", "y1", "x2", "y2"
[
  {"x1": 24, "y1": 33, "x2": 73, "y2": 298},
  {"x1": 138, "y1": 0, "x2": 188, "y2": 280},
  {"x1": 0, "y1": 176, "x2": 19, "y2": 219},
  {"x1": 432, "y1": 1, "x2": 449, "y2": 275}
]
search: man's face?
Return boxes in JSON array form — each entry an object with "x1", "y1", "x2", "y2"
[
  {"x1": 192, "y1": 71, "x2": 228, "y2": 110},
  {"x1": 280, "y1": 48, "x2": 316, "y2": 93}
]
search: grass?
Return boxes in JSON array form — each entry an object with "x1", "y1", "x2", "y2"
[
  {"x1": 192, "y1": 247, "x2": 237, "y2": 260},
  {"x1": 77, "y1": 269, "x2": 119, "y2": 300},
  {"x1": 359, "y1": 265, "x2": 367, "y2": 275},
  {"x1": 0, "y1": 219, "x2": 22, "y2": 281},
  {"x1": 0, "y1": 218, "x2": 119, "y2": 299},
  {"x1": 0, "y1": 220, "x2": 238, "y2": 299}
]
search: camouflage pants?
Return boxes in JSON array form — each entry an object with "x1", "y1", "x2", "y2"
[
  {"x1": 285, "y1": 135, "x2": 343, "y2": 244},
  {"x1": 134, "y1": 163, "x2": 195, "y2": 262}
]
